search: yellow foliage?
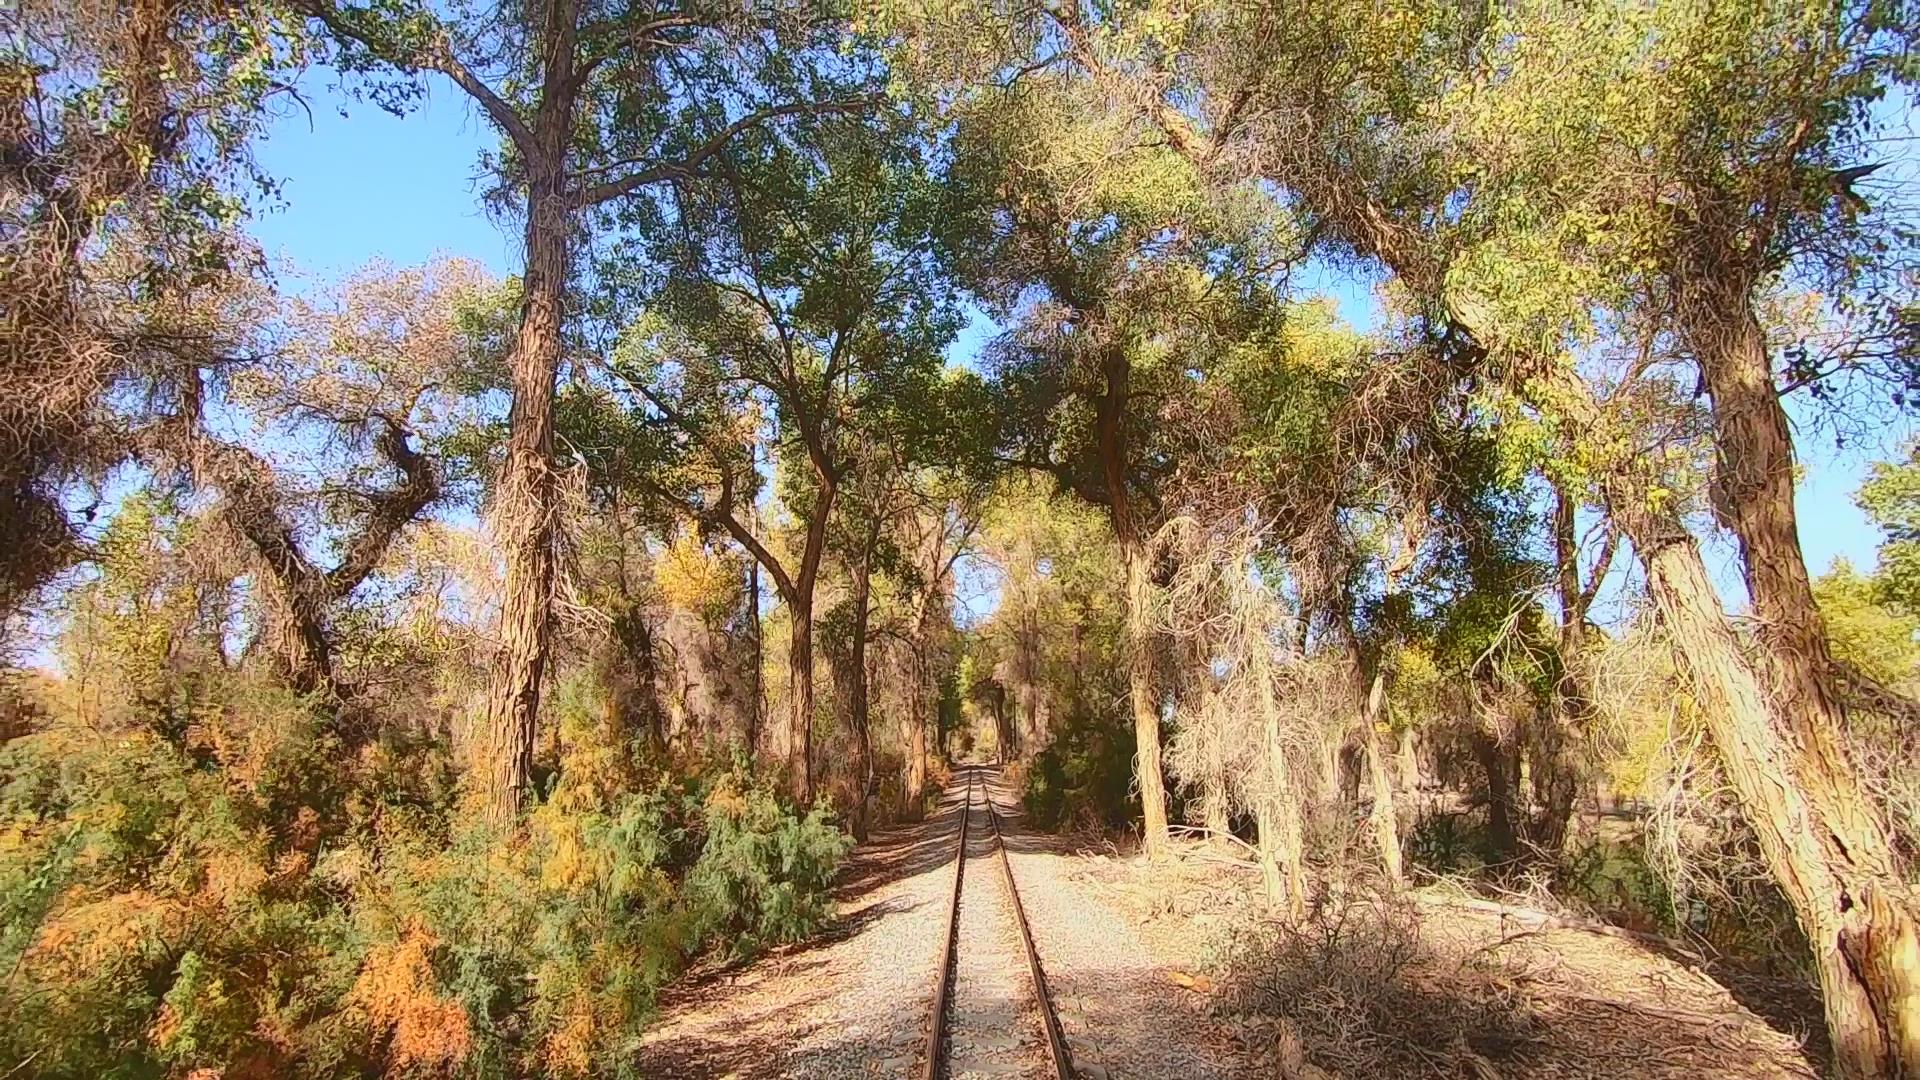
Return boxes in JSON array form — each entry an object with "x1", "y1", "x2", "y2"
[
  {"x1": 347, "y1": 924, "x2": 473, "y2": 1074},
  {"x1": 198, "y1": 849, "x2": 269, "y2": 910},
  {"x1": 543, "y1": 996, "x2": 598, "y2": 1078},
  {"x1": 654, "y1": 533, "x2": 741, "y2": 621},
  {"x1": 704, "y1": 783, "x2": 749, "y2": 819},
  {"x1": 28, "y1": 891, "x2": 181, "y2": 980}
]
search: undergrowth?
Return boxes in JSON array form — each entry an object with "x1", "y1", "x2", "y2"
[
  {"x1": 1214, "y1": 889, "x2": 1542, "y2": 1078},
  {"x1": 0, "y1": 666, "x2": 848, "y2": 1078}
]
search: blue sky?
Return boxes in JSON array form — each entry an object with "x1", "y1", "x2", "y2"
[{"x1": 248, "y1": 79, "x2": 1906, "y2": 607}]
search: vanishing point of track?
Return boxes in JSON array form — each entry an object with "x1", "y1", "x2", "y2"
[{"x1": 923, "y1": 766, "x2": 1076, "y2": 1080}]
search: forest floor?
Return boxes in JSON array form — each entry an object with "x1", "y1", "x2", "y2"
[{"x1": 636, "y1": 775, "x2": 1827, "y2": 1079}]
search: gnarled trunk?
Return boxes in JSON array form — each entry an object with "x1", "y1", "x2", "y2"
[
  {"x1": 1122, "y1": 537, "x2": 1171, "y2": 859},
  {"x1": 1617, "y1": 492, "x2": 1920, "y2": 1078},
  {"x1": 477, "y1": 169, "x2": 566, "y2": 823},
  {"x1": 1673, "y1": 240, "x2": 1920, "y2": 1077},
  {"x1": 1360, "y1": 665, "x2": 1404, "y2": 886},
  {"x1": 1253, "y1": 642, "x2": 1307, "y2": 918}
]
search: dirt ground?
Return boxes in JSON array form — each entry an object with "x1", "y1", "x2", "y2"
[
  {"x1": 637, "y1": 782, "x2": 1829, "y2": 1079},
  {"x1": 1065, "y1": 841, "x2": 1830, "y2": 1079}
]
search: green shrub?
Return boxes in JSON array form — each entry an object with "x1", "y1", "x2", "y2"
[
  {"x1": 0, "y1": 667, "x2": 851, "y2": 1079},
  {"x1": 685, "y1": 774, "x2": 850, "y2": 957},
  {"x1": 1022, "y1": 707, "x2": 1137, "y2": 832}
]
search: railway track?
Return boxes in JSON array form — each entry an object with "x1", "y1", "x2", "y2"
[{"x1": 923, "y1": 766, "x2": 1076, "y2": 1080}]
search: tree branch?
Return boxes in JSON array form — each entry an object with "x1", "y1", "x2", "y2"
[
  {"x1": 293, "y1": 0, "x2": 540, "y2": 160},
  {"x1": 565, "y1": 98, "x2": 877, "y2": 208}
]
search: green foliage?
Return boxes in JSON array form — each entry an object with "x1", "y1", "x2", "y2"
[
  {"x1": 1022, "y1": 707, "x2": 1139, "y2": 833},
  {"x1": 1858, "y1": 445, "x2": 1920, "y2": 617},
  {"x1": 0, "y1": 655, "x2": 848, "y2": 1078},
  {"x1": 1815, "y1": 558, "x2": 1920, "y2": 686},
  {"x1": 683, "y1": 777, "x2": 850, "y2": 958}
]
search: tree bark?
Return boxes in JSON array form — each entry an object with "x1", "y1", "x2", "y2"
[
  {"x1": 1361, "y1": 666, "x2": 1404, "y2": 887},
  {"x1": 469, "y1": 0, "x2": 581, "y2": 823},
  {"x1": 1526, "y1": 485, "x2": 1593, "y2": 860},
  {"x1": 1253, "y1": 639, "x2": 1307, "y2": 918},
  {"x1": 847, "y1": 524, "x2": 877, "y2": 841},
  {"x1": 476, "y1": 160, "x2": 567, "y2": 823},
  {"x1": 1671, "y1": 237, "x2": 1920, "y2": 1076},
  {"x1": 748, "y1": 556, "x2": 763, "y2": 759},
  {"x1": 1471, "y1": 727, "x2": 1520, "y2": 863},
  {"x1": 1095, "y1": 345, "x2": 1169, "y2": 860},
  {"x1": 1122, "y1": 537, "x2": 1172, "y2": 860},
  {"x1": 904, "y1": 592, "x2": 935, "y2": 818},
  {"x1": 1615, "y1": 490, "x2": 1920, "y2": 1079},
  {"x1": 785, "y1": 593, "x2": 815, "y2": 803}
]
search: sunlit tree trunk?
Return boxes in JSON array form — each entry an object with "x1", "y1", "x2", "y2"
[
  {"x1": 1615, "y1": 488, "x2": 1920, "y2": 1078},
  {"x1": 1665, "y1": 228, "x2": 1920, "y2": 1075},
  {"x1": 1253, "y1": 640, "x2": 1307, "y2": 918},
  {"x1": 1361, "y1": 666, "x2": 1403, "y2": 887},
  {"x1": 1122, "y1": 537, "x2": 1171, "y2": 859},
  {"x1": 466, "y1": 0, "x2": 586, "y2": 824},
  {"x1": 904, "y1": 590, "x2": 936, "y2": 817},
  {"x1": 1089, "y1": 342, "x2": 1170, "y2": 859},
  {"x1": 478, "y1": 157, "x2": 567, "y2": 823},
  {"x1": 1526, "y1": 486, "x2": 1594, "y2": 859}
]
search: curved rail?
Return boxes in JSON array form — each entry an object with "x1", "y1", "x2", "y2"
[{"x1": 923, "y1": 766, "x2": 1075, "y2": 1080}]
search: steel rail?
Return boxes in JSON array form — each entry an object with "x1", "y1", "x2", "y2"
[
  {"x1": 923, "y1": 766, "x2": 1077, "y2": 1080},
  {"x1": 983, "y1": 773, "x2": 1076, "y2": 1080},
  {"x1": 921, "y1": 769, "x2": 973, "y2": 1080}
]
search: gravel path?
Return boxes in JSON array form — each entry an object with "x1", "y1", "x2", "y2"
[
  {"x1": 946, "y1": 778, "x2": 1051, "y2": 1079},
  {"x1": 635, "y1": 785, "x2": 963, "y2": 1078},
  {"x1": 637, "y1": 767, "x2": 1252, "y2": 1078},
  {"x1": 985, "y1": 773, "x2": 1254, "y2": 1080}
]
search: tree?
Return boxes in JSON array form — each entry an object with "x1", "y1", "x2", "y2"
[
  {"x1": 1, "y1": 0, "x2": 307, "y2": 618},
  {"x1": 297, "y1": 0, "x2": 863, "y2": 819},
  {"x1": 1057, "y1": 3, "x2": 1920, "y2": 1066},
  {"x1": 598, "y1": 111, "x2": 956, "y2": 804},
  {"x1": 1860, "y1": 444, "x2": 1920, "y2": 617},
  {"x1": 133, "y1": 260, "x2": 496, "y2": 706},
  {"x1": 935, "y1": 72, "x2": 1283, "y2": 858}
]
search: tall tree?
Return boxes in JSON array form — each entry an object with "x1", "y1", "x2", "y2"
[
  {"x1": 296, "y1": 0, "x2": 861, "y2": 818},
  {"x1": 1131, "y1": 2, "x2": 1920, "y2": 1069},
  {"x1": 599, "y1": 112, "x2": 956, "y2": 803},
  {"x1": 0, "y1": 0, "x2": 306, "y2": 620},
  {"x1": 934, "y1": 71, "x2": 1290, "y2": 858},
  {"x1": 134, "y1": 260, "x2": 493, "y2": 704}
]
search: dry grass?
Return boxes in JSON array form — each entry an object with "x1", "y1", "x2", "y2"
[
  {"x1": 1217, "y1": 888, "x2": 1543, "y2": 1077},
  {"x1": 1066, "y1": 842, "x2": 1822, "y2": 1079}
]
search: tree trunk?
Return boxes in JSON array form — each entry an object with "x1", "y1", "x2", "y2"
[
  {"x1": 906, "y1": 662, "x2": 929, "y2": 817},
  {"x1": 1361, "y1": 667, "x2": 1404, "y2": 887},
  {"x1": 1093, "y1": 342, "x2": 1169, "y2": 859},
  {"x1": 905, "y1": 595, "x2": 934, "y2": 818},
  {"x1": 1254, "y1": 643, "x2": 1307, "y2": 918},
  {"x1": 848, "y1": 527, "x2": 877, "y2": 841},
  {"x1": 785, "y1": 595, "x2": 814, "y2": 805},
  {"x1": 1122, "y1": 538, "x2": 1171, "y2": 860},
  {"x1": 476, "y1": 168, "x2": 567, "y2": 823},
  {"x1": 748, "y1": 556, "x2": 763, "y2": 760},
  {"x1": 1617, "y1": 492, "x2": 1920, "y2": 1078},
  {"x1": 1528, "y1": 484, "x2": 1591, "y2": 860},
  {"x1": 1471, "y1": 728, "x2": 1520, "y2": 863}
]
